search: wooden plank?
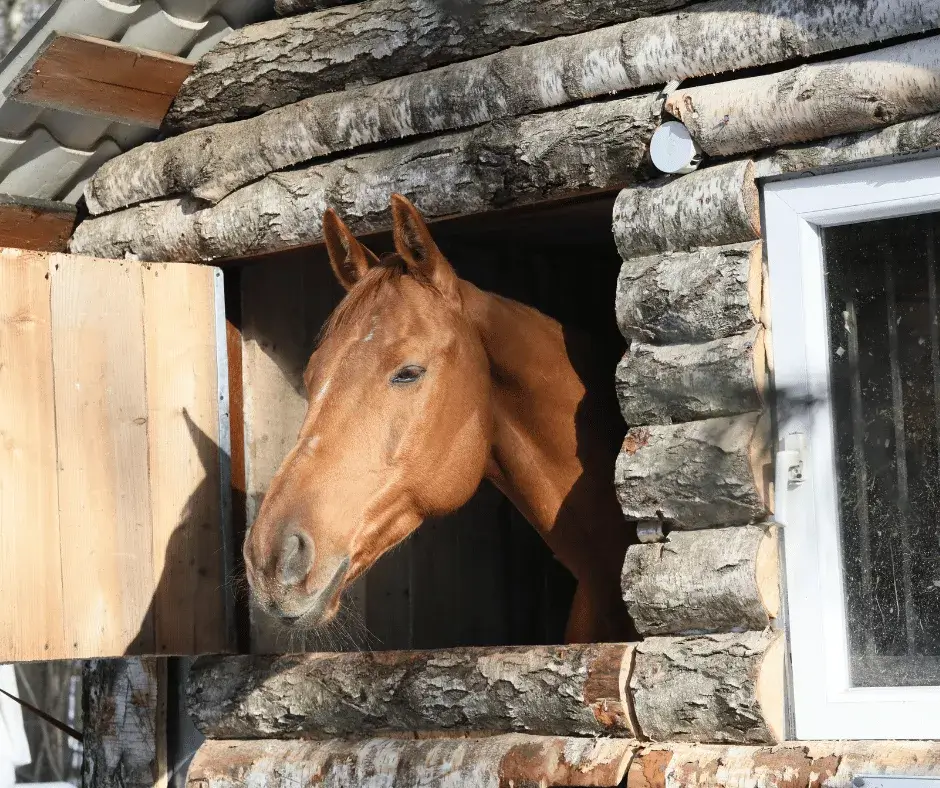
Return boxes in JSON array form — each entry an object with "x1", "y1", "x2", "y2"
[
  {"x1": 12, "y1": 33, "x2": 193, "y2": 128},
  {"x1": 0, "y1": 249, "x2": 65, "y2": 661},
  {"x1": 141, "y1": 263, "x2": 227, "y2": 655},
  {"x1": 0, "y1": 196, "x2": 75, "y2": 253},
  {"x1": 82, "y1": 657, "x2": 168, "y2": 788},
  {"x1": 51, "y1": 256, "x2": 155, "y2": 656}
]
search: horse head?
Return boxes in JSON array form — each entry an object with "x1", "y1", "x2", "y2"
[{"x1": 242, "y1": 195, "x2": 493, "y2": 628}]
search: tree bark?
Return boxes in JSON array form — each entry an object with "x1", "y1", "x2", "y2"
[
  {"x1": 612, "y1": 161, "x2": 760, "y2": 261},
  {"x1": 626, "y1": 741, "x2": 940, "y2": 788},
  {"x1": 621, "y1": 525, "x2": 780, "y2": 636},
  {"x1": 616, "y1": 241, "x2": 762, "y2": 344},
  {"x1": 166, "y1": 0, "x2": 691, "y2": 134},
  {"x1": 616, "y1": 328, "x2": 766, "y2": 425},
  {"x1": 82, "y1": 658, "x2": 167, "y2": 788},
  {"x1": 276, "y1": 0, "x2": 358, "y2": 13},
  {"x1": 667, "y1": 36, "x2": 940, "y2": 158},
  {"x1": 186, "y1": 644, "x2": 636, "y2": 740},
  {"x1": 85, "y1": 0, "x2": 940, "y2": 212},
  {"x1": 615, "y1": 412, "x2": 771, "y2": 528},
  {"x1": 756, "y1": 110, "x2": 940, "y2": 179},
  {"x1": 630, "y1": 631, "x2": 785, "y2": 744},
  {"x1": 70, "y1": 96, "x2": 657, "y2": 262},
  {"x1": 186, "y1": 735, "x2": 637, "y2": 788}
]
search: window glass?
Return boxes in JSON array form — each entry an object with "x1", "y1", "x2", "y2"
[{"x1": 824, "y1": 213, "x2": 940, "y2": 687}]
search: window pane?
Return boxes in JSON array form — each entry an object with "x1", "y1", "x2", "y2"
[{"x1": 824, "y1": 212, "x2": 940, "y2": 687}]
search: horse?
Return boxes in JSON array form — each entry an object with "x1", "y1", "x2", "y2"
[{"x1": 242, "y1": 194, "x2": 634, "y2": 644}]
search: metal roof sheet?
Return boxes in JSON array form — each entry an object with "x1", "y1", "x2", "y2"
[{"x1": 0, "y1": 0, "x2": 270, "y2": 205}]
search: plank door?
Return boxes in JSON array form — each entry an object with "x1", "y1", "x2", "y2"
[{"x1": 0, "y1": 249, "x2": 233, "y2": 661}]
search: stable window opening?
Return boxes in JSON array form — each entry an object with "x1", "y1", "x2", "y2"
[{"x1": 235, "y1": 195, "x2": 627, "y2": 652}]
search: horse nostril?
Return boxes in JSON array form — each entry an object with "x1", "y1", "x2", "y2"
[{"x1": 279, "y1": 530, "x2": 314, "y2": 588}]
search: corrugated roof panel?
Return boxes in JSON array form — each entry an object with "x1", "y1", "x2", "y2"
[
  {"x1": 0, "y1": 0, "x2": 271, "y2": 205},
  {"x1": 120, "y1": 1, "x2": 209, "y2": 55}
]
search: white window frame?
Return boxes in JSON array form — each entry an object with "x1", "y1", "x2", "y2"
[{"x1": 765, "y1": 156, "x2": 940, "y2": 741}]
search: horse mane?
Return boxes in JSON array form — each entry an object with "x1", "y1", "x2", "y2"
[{"x1": 318, "y1": 254, "x2": 439, "y2": 344}]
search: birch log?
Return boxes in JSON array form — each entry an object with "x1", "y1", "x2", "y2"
[
  {"x1": 187, "y1": 644, "x2": 636, "y2": 739},
  {"x1": 82, "y1": 658, "x2": 167, "y2": 788},
  {"x1": 756, "y1": 110, "x2": 940, "y2": 178},
  {"x1": 616, "y1": 242, "x2": 762, "y2": 344},
  {"x1": 166, "y1": 0, "x2": 690, "y2": 133},
  {"x1": 187, "y1": 735, "x2": 637, "y2": 788},
  {"x1": 667, "y1": 36, "x2": 940, "y2": 157},
  {"x1": 621, "y1": 525, "x2": 780, "y2": 636},
  {"x1": 86, "y1": 0, "x2": 940, "y2": 212},
  {"x1": 276, "y1": 0, "x2": 355, "y2": 11},
  {"x1": 616, "y1": 328, "x2": 767, "y2": 425},
  {"x1": 70, "y1": 96, "x2": 656, "y2": 262},
  {"x1": 612, "y1": 162, "x2": 760, "y2": 261},
  {"x1": 627, "y1": 741, "x2": 940, "y2": 788},
  {"x1": 615, "y1": 412, "x2": 771, "y2": 528},
  {"x1": 631, "y1": 631, "x2": 785, "y2": 744}
]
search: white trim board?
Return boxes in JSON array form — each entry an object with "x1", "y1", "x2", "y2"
[{"x1": 764, "y1": 156, "x2": 940, "y2": 741}]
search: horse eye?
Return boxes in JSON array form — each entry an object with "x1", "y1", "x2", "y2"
[{"x1": 390, "y1": 365, "x2": 426, "y2": 385}]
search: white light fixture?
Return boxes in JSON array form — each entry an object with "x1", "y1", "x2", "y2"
[{"x1": 649, "y1": 121, "x2": 702, "y2": 175}]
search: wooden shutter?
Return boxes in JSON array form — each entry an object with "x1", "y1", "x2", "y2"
[{"x1": 0, "y1": 249, "x2": 233, "y2": 660}]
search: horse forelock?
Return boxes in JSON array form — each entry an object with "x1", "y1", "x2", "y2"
[{"x1": 318, "y1": 255, "x2": 443, "y2": 345}]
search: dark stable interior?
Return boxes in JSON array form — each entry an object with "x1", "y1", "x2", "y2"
[{"x1": 231, "y1": 194, "x2": 627, "y2": 651}]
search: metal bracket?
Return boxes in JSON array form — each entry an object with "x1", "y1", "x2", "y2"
[
  {"x1": 773, "y1": 432, "x2": 806, "y2": 526},
  {"x1": 637, "y1": 520, "x2": 665, "y2": 543}
]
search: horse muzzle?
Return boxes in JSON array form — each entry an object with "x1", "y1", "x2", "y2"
[{"x1": 272, "y1": 555, "x2": 351, "y2": 629}]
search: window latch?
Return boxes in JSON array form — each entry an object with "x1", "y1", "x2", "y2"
[
  {"x1": 774, "y1": 432, "x2": 806, "y2": 526},
  {"x1": 779, "y1": 432, "x2": 806, "y2": 486}
]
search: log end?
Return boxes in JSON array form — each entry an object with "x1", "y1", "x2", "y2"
[
  {"x1": 750, "y1": 410, "x2": 773, "y2": 514},
  {"x1": 741, "y1": 160, "x2": 762, "y2": 240},
  {"x1": 749, "y1": 241, "x2": 764, "y2": 324},
  {"x1": 756, "y1": 525, "x2": 781, "y2": 621},
  {"x1": 756, "y1": 631, "x2": 787, "y2": 743},
  {"x1": 582, "y1": 644, "x2": 639, "y2": 737}
]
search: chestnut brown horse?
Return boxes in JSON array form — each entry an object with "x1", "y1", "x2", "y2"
[{"x1": 243, "y1": 194, "x2": 633, "y2": 644}]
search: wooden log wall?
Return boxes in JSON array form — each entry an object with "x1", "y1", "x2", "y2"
[
  {"x1": 80, "y1": 0, "x2": 940, "y2": 214},
  {"x1": 185, "y1": 639, "x2": 784, "y2": 746},
  {"x1": 66, "y1": 0, "x2": 940, "y2": 763},
  {"x1": 70, "y1": 95, "x2": 658, "y2": 261}
]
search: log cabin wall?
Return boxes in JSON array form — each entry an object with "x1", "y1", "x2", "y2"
[{"x1": 65, "y1": 0, "x2": 940, "y2": 776}]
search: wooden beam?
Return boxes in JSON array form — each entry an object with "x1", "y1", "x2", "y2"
[
  {"x1": 188, "y1": 643, "x2": 637, "y2": 740},
  {"x1": 187, "y1": 736, "x2": 636, "y2": 788},
  {"x1": 0, "y1": 195, "x2": 75, "y2": 252},
  {"x1": 12, "y1": 33, "x2": 193, "y2": 128}
]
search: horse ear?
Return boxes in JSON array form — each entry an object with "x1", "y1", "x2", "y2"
[
  {"x1": 390, "y1": 194, "x2": 459, "y2": 301},
  {"x1": 323, "y1": 208, "x2": 380, "y2": 291}
]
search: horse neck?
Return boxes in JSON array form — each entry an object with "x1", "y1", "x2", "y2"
[{"x1": 460, "y1": 280, "x2": 623, "y2": 563}]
